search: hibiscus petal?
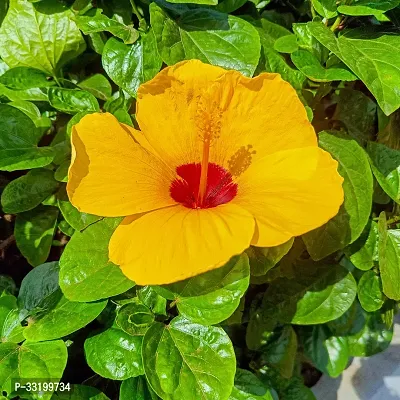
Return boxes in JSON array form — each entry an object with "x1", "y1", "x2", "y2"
[
  {"x1": 136, "y1": 60, "x2": 316, "y2": 178},
  {"x1": 67, "y1": 112, "x2": 176, "y2": 217},
  {"x1": 109, "y1": 204, "x2": 255, "y2": 285},
  {"x1": 234, "y1": 147, "x2": 344, "y2": 246}
]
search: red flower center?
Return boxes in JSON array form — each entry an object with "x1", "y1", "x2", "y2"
[{"x1": 170, "y1": 163, "x2": 238, "y2": 209}]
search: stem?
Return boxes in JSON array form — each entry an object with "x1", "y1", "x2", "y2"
[
  {"x1": 311, "y1": 3, "x2": 317, "y2": 19},
  {"x1": 387, "y1": 216, "x2": 400, "y2": 225},
  {"x1": 0, "y1": 234, "x2": 15, "y2": 255},
  {"x1": 53, "y1": 75, "x2": 62, "y2": 87},
  {"x1": 129, "y1": 0, "x2": 148, "y2": 31},
  {"x1": 330, "y1": 16, "x2": 343, "y2": 32}
]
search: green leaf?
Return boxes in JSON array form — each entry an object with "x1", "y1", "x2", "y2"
[
  {"x1": 77, "y1": 74, "x2": 112, "y2": 101},
  {"x1": 0, "y1": 340, "x2": 67, "y2": 400},
  {"x1": 116, "y1": 301, "x2": 155, "y2": 336},
  {"x1": 273, "y1": 34, "x2": 298, "y2": 54},
  {"x1": 59, "y1": 217, "x2": 134, "y2": 302},
  {"x1": 120, "y1": 376, "x2": 159, "y2": 400},
  {"x1": 168, "y1": 0, "x2": 217, "y2": 4},
  {"x1": 0, "y1": 295, "x2": 24, "y2": 343},
  {"x1": 75, "y1": 9, "x2": 139, "y2": 44},
  {"x1": 367, "y1": 142, "x2": 400, "y2": 204},
  {"x1": 0, "y1": 67, "x2": 55, "y2": 89},
  {"x1": 281, "y1": 378, "x2": 316, "y2": 400},
  {"x1": 57, "y1": 187, "x2": 101, "y2": 231},
  {"x1": 143, "y1": 317, "x2": 236, "y2": 400},
  {"x1": 23, "y1": 295, "x2": 106, "y2": 342},
  {"x1": 311, "y1": 0, "x2": 338, "y2": 18},
  {"x1": 291, "y1": 49, "x2": 356, "y2": 82},
  {"x1": 137, "y1": 286, "x2": 167, "y2": 316},
  {"x1": 53, "y1": 385, "x2": 110, "y2": 400},
  {"x1": 155, "y1": 254, "x2": 250, "y2": 325},
  {"x1": 300, "y1": 325, "x2": 349, "y2": 378},
  {"x1": 9, "y1": 100, "x2": 52, "y2": 132},
  {"x1": 0, "y1": 276, "x2": 16, "y2": 296},
  {"x1": 378, "y1": 213, "x2": 400, "y2": 300},
  {"x1": 338, "y1": 0, "x2": 400, "y2": 16},
  {"x1": 258, "y1": 326, "x2": 298, "y2": 379},
  {"x1": 253, "y1": 19, "x2": 306, "y2": 90},
  {"x1": 18, "y1": 261, "x2": 60, "y2": 311},
  {"x1": 1, "y1": 169, "x2": 59, "y2": 214},
  {"x1": 303, "y1": 132, "x2": 373, "y2": 260},
  {"x1": 150, "y1": 4, "x2": 260, "y2": 77},
  {"x1": 344, "y1": 221, "x2": 378, "y2": 271},
  {"x1": 102, "y1": 32, "x2": 162, "y2": 97},
  {"x1": 0, "y1": 104, "x2": 54, "y2": 171},
  {"x1": 0, "y1": 0, "x2": 85, "y2": 76},
  {"x1": 84, "y1": 327, "x2": 143, "y2": 380},
  {"x1": 358, "y1": 271, "x2": 385, "y2": 312},
  {"x1": 333, "y1": 88, "x2": 377, "y2": 144},
  {"x1": 48, "y1": 88, "x2": 99, "y2": 114},
  {"x1": 347, "y1": 309, "x2": 393, "y2": 356},
  {"x1": 229, "y1": 369, "x2": 276, "y2": 400},
  {"x1": 54, "y1": 160, "x2": 69, "y2": 183},
  {"x1": 247, "y1": 239, "x2": 294, "y2": 277},
  {"x1": 308, "y1": 23, "x2": 400, "y2": 115},
  {"x1": 327, "y1": 300, "x2": 366, "y2": 337},
  {"x1": 14, "y1": 205, "x2": 58, "y2": 267},
  {"x1": 257, "y1": 262, "x2": 357, "y2": 325}
]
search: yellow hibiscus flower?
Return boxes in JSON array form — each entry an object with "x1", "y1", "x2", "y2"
[{"x1": 67, "y1": 60, "x2": 344, "y2": 285}]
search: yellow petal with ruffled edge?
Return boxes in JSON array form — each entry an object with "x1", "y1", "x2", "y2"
[
  {"x1": 108, "y1": 203, "x2": 254, "y2": 285},
  {"x1": 67, "y1": 113, "x2": 175, "y2": 217},
  {"x1": 234, "y1": 147, "x2": 344, "y2": 246}
]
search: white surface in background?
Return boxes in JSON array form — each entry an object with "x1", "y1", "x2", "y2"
[{"x1": 312, "y1": 320, "x2": 400, "y2": 400}]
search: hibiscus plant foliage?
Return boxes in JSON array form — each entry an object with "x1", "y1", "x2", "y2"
[{"x1": 0, "y1": 0, "x2": 400, "y2": 399}]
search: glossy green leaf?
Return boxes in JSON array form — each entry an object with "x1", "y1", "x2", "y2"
[
  {"x1": 247, "y1": 239, "x2": 294, "y2": 277},
  {"x1": 75, "y1": 9, "x2": 139, "y2": 44},
  {"x1": 59, "y1": 217, "x2": 134, "y2": 302},
  {"x1": 308, "y1": 23, "x2": 400, "y2": 115},
  {"x1": 229, "y1": 369, "x2": 276, "y2": 400},
  {"x1": 0, "y1": 0, "x2": 85, "y2": 76},
  {"x1": 327, "y1": 300, "x2": 366, "y2": 337},
  {"x1": 1, "y1": 169, "x2": 59, "y2": 214},
  {"x1": 0, "y1": 295, "x2": 24, "y2": 343},
  {"x1": 57, "y1": 187, "x2": 101, "y2": 231},
  {"x1": 120, "y1": 376, "x2": 159, "y2": 400},
  {"x1": 291, "y1": 49, "x2": 356, "y2": 82},
  {"x1": 18, "y1": 261, "x2": 60, "y2": 311},
  {"x1": 8, "y1": 100, "x2": 51, "y2": 132},
  {"x1": 0, "y1": 276, "x2": 16, "y2": 296},
  {"x1": 254, "y1": 19, "x2": 306, "y2": 90},
  {"x1": 52, "y1": 385, "x2": 110, "y2": 400},
  {"x1": 77, "y1": 74, "x2": 112, "y2": 101},
  {"x1": 344, "y1": 221, "x2": 378, "y2": 271},
  {"x1": 258, "y1": 262, "x2": 357, "y2": 325},
  {"x1": 137, "y1": 286, "x2": 167, "y2": 316},
  {"x1": 281, "y1": 378, "x2": 316, "y2": 400},
  {"x1": 347, "y1": 309, "x2": 393, "y2": 356},
  {"x1": 150, "y1": 3, "x2": 260, "y2": 77},
  {"x1": 143, "y1": 317, "x2": 236, "y2": 400},
  {"x1": 23, "y1": 295, "x2": 107, "y2": 341},
  {"x1": 0, "y1": 67, "x2": 55, "y2": 89},
  {"x1": 0, "y1": 340, "x2": 67, "y2": 400},
  {"x1": 48, "y1": 88, "x2": 99, "y2": 114},
  {"x1": 84, "y1": 327, "x2": 143, "y2": 380},
  {"x1": 54, "y1": 160, "x2": 69, "y2": 183},
  {"x1": 14, "y1": 205, "x2": 58, "y2": 267},
  {"x1": 368, "y1": 142, "x2": 400, "y2": 204},
  {"x1": 311, "y1": 0, "x2": 338, "y2": 18},
  {"x1": 338, "y1": 0, "x2": 400, "y2": 16},
  {"x1": 358, "y1": 271, "x2": 384, "y2": 312},
  {"x1": 116, "y1": 301, "x2": 155, "y2": 336},
  {"x1": 378, "y1": 213, "x2": 400, "y2": 300},
  {"x1": 303, "y1": 132, "x2": 373, "y2": 260},
  {"x1": 156, "y1": 254, "x2": 250, "y2": 325},
  {"x1": 273, "y1": 34, "x2": 298, "y2": 53},
  {"x1": 333, "y1": 88, "x2": 377, "y2": 144},
  {"x1": 102, "y1": 32, "x2": 162, "y2": 97},
  {"x1": 0, "y1": 104, "x2": 54, "y2": 171},
  {"x1": 300, "y1": 325, "x2": 349, "y2": 378},
  {"x1": 258, "y1": 325, "x2": 298, "y2": 379}
]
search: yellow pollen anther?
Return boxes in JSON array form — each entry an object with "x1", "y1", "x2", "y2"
[{"x1": 228, "y1": 145, "x2": 256, "y2": 177}]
